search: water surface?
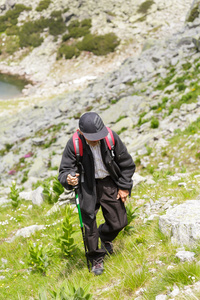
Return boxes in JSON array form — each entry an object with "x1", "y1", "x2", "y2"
[{"x1": 0, "y1": 73, "x2": 27, "y2": 100}]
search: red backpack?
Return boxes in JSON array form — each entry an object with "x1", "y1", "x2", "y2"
[{"x1": 73, "y1": 127, "x2": 115, "y2": 162}]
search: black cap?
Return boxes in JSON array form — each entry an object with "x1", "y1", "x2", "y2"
[{"x1": 79, "y1": 112, "x2": 108, "y2": 141}]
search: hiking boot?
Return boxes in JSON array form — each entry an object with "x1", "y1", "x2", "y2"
[
  {"x1": 91, "y1": 261, "x2": 104, "y2": 275},
  {"x1": 101, "y1": 240, "x2": 113, "y2": 255}
]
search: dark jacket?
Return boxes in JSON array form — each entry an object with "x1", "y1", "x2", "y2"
[{"x1": 58, "y1": 130, "x2": 135, "y2": 218}]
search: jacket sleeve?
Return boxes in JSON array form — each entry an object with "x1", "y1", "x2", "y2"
[
  {"x1": 58, "y1": 137, "x2": 77, "y2": 190},
  {"x1": 112, "y1": 131, "x2": 135, "y2": 193}
]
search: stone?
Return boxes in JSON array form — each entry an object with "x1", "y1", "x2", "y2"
[
  {"x1": 19, "y1": 186, "x2": 44, "y2": 206},
  {"x1": 110, "y1": 117, "x2": 133, "y2": 133},
  {"x1": 155, "y1": 295, "x2": 167, "y2": 300},
  {"x1": 159, "y1": 200, "x2": 200, "y2": 246},
  {"x1": 8, "y1": 225, "x2": 45, "y2": 243},
  {"x1": 28, "y1": 156, "x2": 47, "y2": 178},
  {"x1": 132, "y1": 173, "x2": 147, "y2": 187},
  {"x1": 175, "y1": 250, "x2": 195, "y2": 262}
]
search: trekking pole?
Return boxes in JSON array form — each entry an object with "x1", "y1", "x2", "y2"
[{"x1": 71, "y1": 172, "x2": 90, "y2": 272}]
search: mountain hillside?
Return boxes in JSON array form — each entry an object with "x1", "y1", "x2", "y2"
[
  {"x1": 2, "y1": 0, "x2": 200, "y2": 299},
  {"x1": 0, "y1": 0, "x2": 192, "y2": 102}
]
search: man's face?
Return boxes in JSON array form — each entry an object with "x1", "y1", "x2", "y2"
[
  {"x1": 85, "y1": 139, "x2": 100, "y2": 147},
  {"x1": 78, "y1": 129, "x2": 100, "y2": 147}
]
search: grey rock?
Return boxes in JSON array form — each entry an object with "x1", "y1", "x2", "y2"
[
  {"x1": 0, "y1": 197, "x2": 12, "y2": 206},
  {"x1": 51, "y1": 155, "x2": 61, "y2": 169},
  {"x1": 175, "y1": 250, "x2": 195, "y2": 262},
  {"x1": 28, "y1": 156, "x2": 47, "y2": 178},
  {"x1": 19, "y1": 186, "x2": 44, "y2": 206},
  {"x1": 32, "y1": 137, "x2": 46, "y2": 146},
  {"x1": 8, "y1": 225, "x2": 45, "y2": 243},
  {"x1": 155, "y1": 295, "x2": 167, "y2": 300},
  {"x1": 132, "y1": 173, "x2": 147, "y2": 187},
  {"x1": 159, "y1": 200, "x2": 200, "y2": 246},
  {"x1": 15, "y1": 225, "x2": 45, "y2": 238},
  {"x1": 110, "y1": 117, "x2": 133, "y2": 133}
]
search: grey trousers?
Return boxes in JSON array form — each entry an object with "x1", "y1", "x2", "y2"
[{"x1": 81, "y1": 176, "x2": 128, "y2": 264}]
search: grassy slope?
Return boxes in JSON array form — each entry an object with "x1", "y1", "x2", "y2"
[{"x1": 1, "y1": 118, "x2": 200, "y2": 300}]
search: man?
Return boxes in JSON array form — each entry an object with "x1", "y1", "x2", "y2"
[{"x1": 58, "y1": 112, "x2": 135, "y2": 275}]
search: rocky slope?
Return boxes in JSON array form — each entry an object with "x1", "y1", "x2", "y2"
[{"x1": 0, "y1": 0, "x2": 192, "y2": 101}]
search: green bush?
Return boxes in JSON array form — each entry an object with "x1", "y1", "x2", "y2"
[
  {"x1": 50, "y1": 10, "x2": 62, "y2": 18},
  {"x1": 5, "y1": 36, "x2": 20, "y2": 54},
  {"x1": 77, "y1": 33, "x2": 120, "y2": 56},
  {"x1": 55, "y1": 205, "x2": 77, "y2": 257},
  {"x1": 57, "y1": 44, "x2": 80, "y2": 60},
  {"x1": 19, "y1": 32, "x2": 43, "y2": 48},
  {"x1": 0, "y1": 4, "x2": 31, "y2": 33},
  {"x1": 18, "y1": 18, "x2": 50, "y2": 47},
  {"x1": 48, "y1": 17, "x2": 66, "y2": 36},
  {"x1": 62, "y1": 19, "x2": 91, "y2": 41},
  {"x1": 36, "y1": 0, "x2": 51, "y2": 12},
  {"x1": 150, "y1": 117, "x2": 159, "y2": 129},
  {"x1": 6, "y1": 25, "x2": 19, "y2": 36},
  {"x1": 0, "y1": 20, "x2": 7, "y2": 33},
  {"x1": 9, "y1": 181, "x2": 20, "y2": 209},
  {"x1": 137, "y1": 0, "x2": 154, "y2": 14},
  {"x1": 28, "y1": 241, "x2": 53, "y2": 274},
  {"x1": 46, "y1": 281, "x2": 92, "y2": 300}
]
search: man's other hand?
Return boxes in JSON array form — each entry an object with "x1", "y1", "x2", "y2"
[{"x1": 117, "y1": 189, "x2": 129, "y2": 202}]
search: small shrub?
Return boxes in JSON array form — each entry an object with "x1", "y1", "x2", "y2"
[
  {"x1": 28, "y1": 241, "x2": 52, "y2": 274},
  {"x1": 57, "y1": 44, "x2": 80, "y2": 60},
  {"x1": 47, "y1": 281, "x2": 93, "y2": 300},
  {"x1": 48, "y1": 17, "x2": 66, "y2": 36},
  {"x1": 5, "y1": 36, "x2": 20, "y2": 54},
  {"x1": 137, "y1": 0, "x2": 154, "y2": 14},
  {"x1": 52, "y1": 177, "x2": 64, "y2": 199},
  {"x1": 77, "y1": 33, "x2": 120, "y2": 56},
  {"x1": 50, "y1": 10, "x2": 62, "y2": 18},
  {"x1": 62, "y1": 19, "x2": 91, "y2": 41},
  {"x1": 0, "y1": 17, "x2": 8, "y2": 32},
  {"x1": 36, "y1": 0, "x2": 51, "y2": 12},
  {"x1": 9, "y1": 181, "x2": 20, "y2": 208},
  {"x1": 19, "y1": 32, "x2": 43, "y2": 48},
  {"x1": 42, "y1": 176, "x2": 63, "y2": 204},
  {"x1": 187, "y1": 5, "x2": 200, "y2": 22},
  {"x1": 150, "y1": 117, "x2": 159, "y2": 129},
  {"x1": 6, "y1": 25, "x2": 19, "y2": 36},
  {"x1": 123, "y1": 203, "x2": 138, "y2": 235},
  {"x1": 0, "y1": 4, "x2": 31, "y2": 33},
  {"x1": 55, "y1": 205, "x2": 77, "y2": 257}
]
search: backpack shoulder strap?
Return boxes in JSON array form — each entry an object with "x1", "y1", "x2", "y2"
[
  {"x1": 105, "y1": 127, "x2": 115, "y2": 158},
  {"x1": 73, "y1": 130, "x2": 83, "y2": 160}
]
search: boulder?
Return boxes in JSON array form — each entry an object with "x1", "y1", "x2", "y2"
[
  {"x1": 19, "y1": 186, "x2": 44, "y2": 206},
  {"x1": 159, "y1": 200, "x2": 200, "y2": 246}
]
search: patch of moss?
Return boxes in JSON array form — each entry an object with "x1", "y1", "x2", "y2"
[{"x1": 137, "y1": 0, "x2": 154, "y2": 14}]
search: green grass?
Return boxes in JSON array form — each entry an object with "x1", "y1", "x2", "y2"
[{"x1": 2, "y1": 109, "x2": 200, "y2": 299}]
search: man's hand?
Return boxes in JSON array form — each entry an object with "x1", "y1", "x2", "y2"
[
  {"x1": 67, "y1": 173, "x2": 79, "y2": 186},
  {"x1": 117, "y1": 189, "x2": 129, "y2": 203}
]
